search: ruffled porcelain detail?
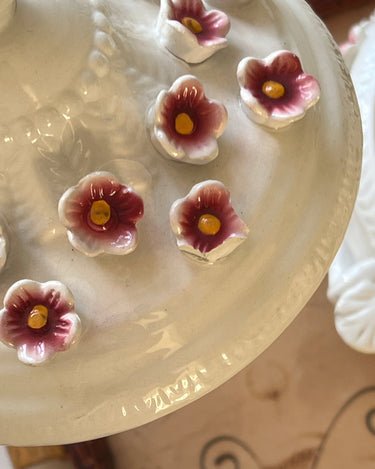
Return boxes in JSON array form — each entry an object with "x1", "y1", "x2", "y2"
[
  {"x1": 340, "y1": 15, "x2": 372, "y2": 68},
  {"x1": 237, "y1": 50, "x2": 320, "y2": 129},
  {"x1": 148, "y1": 75, "x2": 228, "y2": 165},
  {"x1": 157, "y1": 0, "x2": 230, "y2": 64},
  {"x1": 0, "y1": 279, "x2": 80, "y2": 365},
  {"x1": 170, "y1": 180, "x2": 248, "y2": 263},
  {"x1": 58, "y1": 171, "x2": 144, "y2": 257},
  {"x1": 328, "y1": 258, "x2": 375, "y2": 353}
]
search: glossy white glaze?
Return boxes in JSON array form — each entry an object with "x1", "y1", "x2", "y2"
[{"x1": 0, "y1": 0, "x2": 361, "y2": 445}]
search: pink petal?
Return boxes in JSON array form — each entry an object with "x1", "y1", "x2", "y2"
[
  {"x1": 68, "y1": 223, "x2": 138, "y2": 256},
  {"x1": 104, "y1": 224, "x2": 138, "y2": 255},
  {"x1": 170, "y1": 76, "x2": 206, "y2": 108},
  {"x1": 3, "y1": 279, "x2": 43, "y2": 312},
  {"x1": 115, "y1": 187, "x2": 144, "y2": 224},
  {"x1": 171, "y1": 0, "x2": 205, "y2": 19},
  {"x1": 198, "y1": 10, "x2": 230, "y2": 45},
  {"x1": 52, "y1": 312, "x2": 81, "y2": 350},
  {"x1": 17, "y1": 341, "x2": 57, "y2": 365},
  {"x1": 270, "y1": 51, "x2": 303, "y2": 78},
  {"x1": 295, "y1": 73, "x2": 320, "y2": 105},
  {"x1": 196, "y1": 98, "x2": 227, "y2": 137}
]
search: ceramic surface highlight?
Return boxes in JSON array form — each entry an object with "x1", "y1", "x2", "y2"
[{"x1": 0, "y1": 0, "x2": 362, "y2": 446}]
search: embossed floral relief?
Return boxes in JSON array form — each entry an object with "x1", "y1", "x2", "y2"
[
  {"x1": 170, "y1": 180, "x2": 248, "y2": 263},
  {"x1": 58, "y1": 171, "x2": 144, "y2": 257},
  {"x1": 157, "y1": 0, "x2": 230, "y2": 64},
  {"x1": 237, "y1": 50, "x2": 320, "y2": 129},
  {"x1": 0, "y1": 280, "x2": 80, "y2": 365},
  {"x1": 148, "y1": 75, "x2": 228, "y2": 165}
]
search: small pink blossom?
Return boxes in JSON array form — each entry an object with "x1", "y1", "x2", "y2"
[
  {"x1": 149, "y1": 75, "x2": 227, "y2": 165},
  {"x1": 0, "y1": 280, "x2": 80, "y2": 365},
  {"x1": 237, "y1": 50, "x2": 320, "y2": 129},
  {"x1": 157, "y1": 0, "x2": 230, "y2": 64},
  {"x1": 170, "y1": 180, "x2": 248, "y2": 263},
  {"x1": 58, "y1": 172, "x2": 144, "y2": 257}
]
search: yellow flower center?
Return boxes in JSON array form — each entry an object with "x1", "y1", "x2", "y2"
[
  {"x1": 262, "y1": 80, "x2": 285, "y2": 99},
  {"x1": 181, "y1": 17, "x2": 203, "y2": 34},
  {"x1": 198, "y1": 214, "x2": 221, "y2": 235},
  {"x1": 175, "y1": 112, "x2": 195, "y2": 135},
  {"x1": 90, "y1": 200, "x2": 111, "y2": 226},
  {"x1": 28, "y1": 305, "x2": 48, "y2": 329}
]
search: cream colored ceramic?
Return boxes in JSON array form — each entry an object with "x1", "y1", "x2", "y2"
[
  {"x1": 0, "y1": 0, "x2": 361, "y2": 445},
  {"x1": 328, "y1": 12, "x2": 375, "y2": 353}
]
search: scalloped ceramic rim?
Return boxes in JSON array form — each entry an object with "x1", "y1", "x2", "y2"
[{"x1": 0, "y1": 0, "x2": 361, "y2": 445}]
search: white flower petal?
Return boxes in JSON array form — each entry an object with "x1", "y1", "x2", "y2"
[{"x1": 17, "y1": 341, "x2": 57, "y2": 366}]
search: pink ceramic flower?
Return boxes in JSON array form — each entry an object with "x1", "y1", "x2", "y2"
[
  {"x1": 58, "y1": 171, "x2": 144, "y2": 257},
  {"x1": 157, "y1": 0, "x2": 230, "y2": 63},
  {"x1": 170, "y1": 180, "x2": 248, "y2": 262},
  {"x1": 149, "y1": 75, "x2": 227, "y2": 165},
  {"x1": 0, "y1": 280, "x2": 80, "y2": 365},
  {"x1": 237, "y1": 50, "x2": 320, "y2": 129}
]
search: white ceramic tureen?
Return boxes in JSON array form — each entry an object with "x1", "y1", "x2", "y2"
[{"x1": 0, "y1": 0, "x2": 362, "y2": 445}]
